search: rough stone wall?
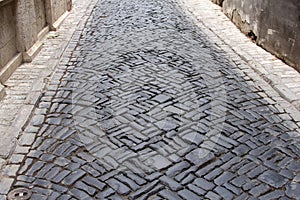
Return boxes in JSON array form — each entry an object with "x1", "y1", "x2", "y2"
[
  {"x1": 34, "y1": 0, "x2": 47, "y2": 33},
  {"x1": 45, "y1": 0, "x2": 67, "y2": 28},
  {"x1": 15, "y1": 0, "x2": 38, "y2": 52},
  {"x1": 0, "y1": 1, "x2": 18, "y2": 71},
  {"x1": 219, "y1": 0, "x2": 300, "y2": 71},
  {"x1": 52, "y1": 0, "x2": 67, "y2": 22}
]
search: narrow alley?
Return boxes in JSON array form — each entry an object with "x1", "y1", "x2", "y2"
[{"x1": 1, "y1": 0, "x2": 300, "y2": 199}]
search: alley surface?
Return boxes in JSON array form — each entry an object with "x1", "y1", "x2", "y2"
[{"x1": 1, "y1": 0, "x2": 300, "y2": 199}]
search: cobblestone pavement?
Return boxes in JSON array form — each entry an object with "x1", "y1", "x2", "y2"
[{"x1": 2, "y1": 0, "x2": 300, "y2": 199}]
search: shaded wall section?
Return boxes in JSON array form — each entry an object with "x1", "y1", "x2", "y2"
[
  {"x1": 0, "y1": 0, "x2": 18, "y2": 71},
  {"x1": 214, "y1": 0, "x2": 300, "y2": 71}
]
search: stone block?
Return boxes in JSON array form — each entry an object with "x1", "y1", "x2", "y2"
[{"x1": 0, "y1": 38, "x2": 18, "y2": 69}]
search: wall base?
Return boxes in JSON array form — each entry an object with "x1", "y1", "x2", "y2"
[
  {"x1": 38, "y1": 26, "x2": 50, "y2": 41},
  {"x1": 23, "y1": 41, "x2": 43, "y2": 62},
  {"x1": 0, "y1": 53, "x2": 22, "y2": 84},
  {"x1": 0, "y1": 83, "x2": 5, "y2": 101},
  {"x1": 50, "y1": 11, "x2": 69, "y2": 31}
]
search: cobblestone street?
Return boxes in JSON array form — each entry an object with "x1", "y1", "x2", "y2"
[{"x1": 1, "y1": 0, "x2": 300, "y2": 199}]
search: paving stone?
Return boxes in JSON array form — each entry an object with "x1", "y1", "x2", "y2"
[
  {"x1": 263, "y1": 160, "x2": 281, "y2": 171},
  {"x1": 75, "y1": 181, "x2": 96, "y2": 195},
  {"x1": 159, "y1": 189, "x2": 182, "y2": 200},
  {"x1": 106, "y1": 178, "x2": 131, "y2": 195},
  {"x1": 241, "y1": 179, "x2": 258, "y2": 191},
  {"x1": 204, "y1": 168, "x2": 223, "y2": 181},
  {"x1": 285, "y1": 182, "x2": 300, "y2": 199},
  {"x1": 48, "y1": 191, "x2": 61, "y2": 200},
  {"x1": 145, "y1": 172, "x2": 162, "y2": 181},
  {"x1": 31, "y1": 115, "x2": 45, "y2": 126},
  {"x1": 0, "y1": 178, "x2": 14, "y2": 194},
  {"x1": 187, "y1": 184, "x2": 206, "y2": 196},
  {"x1": 45, "y1": 167, "x2": 61, "y2": 180},
  {"x1": 40, "y1": 154, "x2": 56, "y2": 162},
  {"x1": 180, "y1": 173, "x2": 196, "y2": 185},
  {"x1": 129, "y1": 180, "x2": 159, "y2": 199},
  {"x1": 205, "y1": 191, "x2": 222, "y2": 200},
  {"x1": 16, "y1": 175, "x2": 35, "y2": 183},
  {"x1": 259, "y1": 190, "x2": 284, "y2": 200},
  {"x1": 214, "y1": 186, "x2": 234, "y2": 200},
  {"x1": 231, "y1": 175, "x2": 249, "y2": 187},
  {"x1": 31, "y1": 193, "x2": 47, "y2": 200},
  {"x1": 52, "y1": 170, "x2": 71, "y2": 183},
  {"x1": 96, "y1": 188, "x2": 115, "y2": 199},
  {"x1": 159, "y1": 175, "x2": 183, "y2": 191},
  {"x1": 124, "y1": 173, "x2": 147, "y2": 186},
  {"x1": 185, "y1": 148, "x2": 215, "y2": 166},
  {"x1": 279, "y1": 169, "x2": 294, "y2": 179},
  {"x1": 287, "y1": 160, "x2": 300, "y2": 172},
  {"x1": 138, "y1": 184, "x2": 165, "y2": 199},
  {"x1": 232, "y1": 144, "x2": 251, "y2": 156},
  {"x1": 166, "y1": 161, "x2": 190, "y2": 177},
  {"x1": 249, "y1": 184, "x2": 270, "y2": 197},
  {"x1": 153, "y1": 94, "x2": 172, "y2": 103},
  {"x1": 214, "y1": 171, "x2": 235, "y2": 185},
  {"x1": 19, "y1": 133, "x2": 36, "y2": 146},
  {"x1": 258, "y1": 171, "x2": 288, "y2": 188},
  {"x1": 194, "y1": 178, "x2": 215, "y2": 190},
  {"x1": 155, "y1": 120, "x2": 178, "y2": 131},
  {"x1": 82, "y1": 176, "x2": 106, "y2": 191},
  {"x1": 26, "y1": 161, "x2": 45, "y2": 176},
  {"x1": 237, "y1": 162, "x2": 256, "y2": 175},
  {"x1": 247, "y1": 165, "x2": 266, "y2": 178},
  {"x1": 178, "y1": 189, "x2": 200, "y2": 200},
  {"x1": 234, "y1": 193, "x2": 249, "y2": 200},
  {"x1": 50, "y1": 184, "x2": 68, "y2": 193},
  {"x1": 151, "y1": 155, "x2": 172, "y2": 170},
  {"x1": 220, "y1": 157, "x2": 241, "y2": 170},
  {"x1": 223, "y1": 182, "x2": 242, "y2": 195},
  {"x1": 69, "y1": 188, "x2": 90, "y2": 199},
  {"x1": 3, "y1": 165, "x2": 19, "y2": 177},
  {"x1": 33, "y1": 179, "x2": 51, "y2": 188},
  {"x1": 182, "y1": 132, "x2": 206, "y2": 145},
  {"x1": 294, "y1": 173, "x2": 300, "y2": 182},
  {"x1": 62, "y1": 170, "x2": 86, "y2": 186}
]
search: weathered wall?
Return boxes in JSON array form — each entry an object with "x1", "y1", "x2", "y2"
[
  {"x1": 52, "y1": 0, "x2": 67, "y2": 22},
  {"x1": 0, "y1": 0, "x2": 71, "y2": 83},
  {"x1": 34, "y1": 0, "x2": 47, "y2": 33},
  {"x1": 0, "y1": 1, "x2": 18, "y2": 71},
  {"x1": 15, "y1": 0, "x2": 38, "y2": 53},
  {"x1": 216, "y1": 0, "x2": 300, "y2": 71},
  {"x1": 45, "y1": 0, "x2": 67, "y2": 29}
]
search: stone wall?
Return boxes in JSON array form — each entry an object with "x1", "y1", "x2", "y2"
[
  {"x1": 34, "y1": 0, "x2": 47, "y2": 33},
  {"x1": 0, "y1": 0, "x2": 71, "y2": 85},
  {"x1": 212, "y1": 0, "x2": 300, "y2": 71},
  {"x1": 0, "y1": 0, "x2": 18, "y2": 72}
]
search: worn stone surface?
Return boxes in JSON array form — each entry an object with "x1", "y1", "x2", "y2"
[
  {"x1": 0, "y1": 0, "x2": 300, "y2": 199},
  {"x1": 0, "y1": 1, "x2": 17, "y2": 70}
]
